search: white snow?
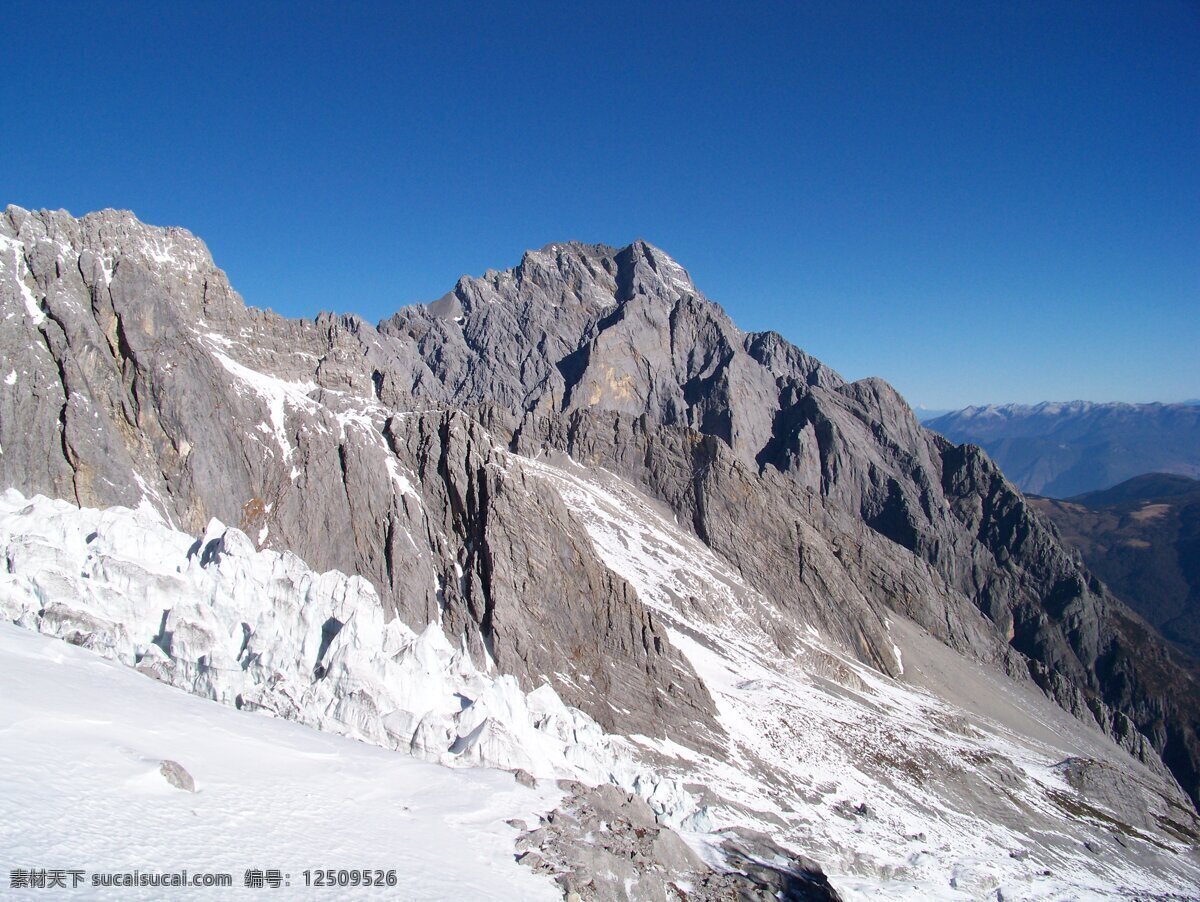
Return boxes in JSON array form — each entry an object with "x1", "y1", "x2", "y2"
[
  {"x1": 0, "y1": 490, "x2": 677, "y2": 798},
  {"x1": 203, "y1": 331, "x2": 237, "y2": 349},
  {"x1": 0, "y1": 622, "x2": 562, "y2": 900},
  {"x1": 0, "y1": 233, "x2": 46, "y2": 325},
  {"x1": 1, "y1": 445, "x2": 1197, "y2": 897},
  {"x1": 641, "y1": 244, "x2": 695, "y2": 295},
  {"x1": 5, "y1": 369, "x2": 16, "y2": 385},
  {"x1": 386, "y1": 455, "x2": 419, "y2": 499},
  {"x1": 210, "y1": 351, "x2": 319, "y2": 461},
  {"x1": 335, "y1": 407, "x2": 375, "y2": 437},
  {"x1": 132, "y1": 470, "x2": 174, "y2": 527},
  {"x1": 138, "y1": 235, "x2": 202, "y2": 274}
]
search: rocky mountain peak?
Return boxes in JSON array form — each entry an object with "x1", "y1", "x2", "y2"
[
  {"x1": 4, "y1": 206, "x2": 1200, "y2": 841},
  {"x1": 3, "y1": 205, "x2": 216, "y2": 279},
  {"x1": 611, "y1": 238, "x2": 699, "y2": 301},
  {"x1": 428, "y1": 238, "x2": 700, "y2": 325}
]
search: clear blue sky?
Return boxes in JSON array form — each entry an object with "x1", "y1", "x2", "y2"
[{"x1": 3, "y1": 1, "x2": 1196, "y2": 409}]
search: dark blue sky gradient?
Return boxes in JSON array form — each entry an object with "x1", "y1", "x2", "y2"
[{"x1": 3, "y1": 1, "x2": 1196, "y2": 407}]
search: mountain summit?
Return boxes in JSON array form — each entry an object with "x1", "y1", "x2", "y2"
[{"x1": 2, "y1": 206, "x2": 1199, "y2": 896}]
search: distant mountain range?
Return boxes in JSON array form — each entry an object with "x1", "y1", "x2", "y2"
[
  {"x1": 1030, "y1": 474, "x2": 1200, "y2": 660},
  {"x1": 913, "y1": 408, "x2": 954, "y2": 422},
  {"x1": 925, "y1": 401, "x2": 1200, "y2": 497}
]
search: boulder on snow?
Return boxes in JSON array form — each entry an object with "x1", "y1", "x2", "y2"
[{"x1": 159, "y1": 759, "x2": 195, "y2": 792}]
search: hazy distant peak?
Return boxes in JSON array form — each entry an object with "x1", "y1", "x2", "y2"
[
  {"x1": 947, "y1": 400, "x2": 1192, "y2": 421},
  {"x1": 926, "y1": 400, "x2": 1200, "y2": 496}
]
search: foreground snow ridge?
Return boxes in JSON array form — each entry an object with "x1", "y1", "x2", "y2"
[
  {"x1": 0, "y1": 489, "x2": 687, "y2": 816},
  {"x1": 0, "y1": 622, "x2": 562, "y2": 901}
]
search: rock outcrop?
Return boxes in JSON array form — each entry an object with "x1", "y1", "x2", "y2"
[{"x1": 518, "y1": 781, "x2": 842, "y2": 901}]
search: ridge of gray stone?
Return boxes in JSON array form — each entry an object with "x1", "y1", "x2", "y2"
[{"x1": 2, "y1": 204, "x2": 1199, "y2": 816}]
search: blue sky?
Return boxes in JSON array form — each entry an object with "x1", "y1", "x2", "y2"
[{"x1": 3, "y1": 1, "x2": 1196, "y2": 409}]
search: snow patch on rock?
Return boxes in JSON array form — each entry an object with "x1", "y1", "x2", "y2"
[
  {"x1": 0, "y1": 233, "x2": 45, "y2": 325},
  {"x1": 210, "y1": 350, "x2": 319, "y2": 461},
  {"x1": 512, "y1": 451, "x2": 1200, "y2": 900}
]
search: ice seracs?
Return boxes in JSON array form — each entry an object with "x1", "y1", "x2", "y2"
[{"x1": 0, "y1": 489, "x2": 683, "y2": 809}]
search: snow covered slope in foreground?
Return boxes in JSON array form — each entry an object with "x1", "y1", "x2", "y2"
[
  {"x1": 3, "y1": 484, "x2": 1200, "y2": 899},
  {"x1": 0, "y1": 623, "x2": 561, "y2": 900}
]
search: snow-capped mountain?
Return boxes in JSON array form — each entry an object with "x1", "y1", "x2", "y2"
[
  {"x1": 925, "y1": 401, "x2": 1200, "y2": 497},
  {"x1": 2, "y1": 205, "x2": 1199, "y2": 898}
]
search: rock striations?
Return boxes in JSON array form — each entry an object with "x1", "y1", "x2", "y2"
[{"x1": 2, "y1": 206, "x2": 1199, "y2": 896}]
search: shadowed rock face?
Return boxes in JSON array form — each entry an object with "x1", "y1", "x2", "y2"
[
  {"x1": 2, "y1": 205, "x2": 1198, "y2": 810},
  {"x1": 1030, "y1": 475, "x2": 1200, "y2": 660}
]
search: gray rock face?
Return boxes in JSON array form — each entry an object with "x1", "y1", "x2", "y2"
[
  {"x1": 518, "y1": 782, "x2": 841, "y2": 901},
  {"x1": 1052, "y1": 756, "x2": 1200, "y2": 843},
  {"x1": 2, "y1": 204, "x2": 1199, "y2": 815},
  {"x1": 0, "y1": 208, "x2": 717, "y2": 750},
  {"x1": 384, "y1": 410, "x2": 719, "y2": 743},
  {"x1": 158, "y1": 759, "x2": 195, "y2": 792}
]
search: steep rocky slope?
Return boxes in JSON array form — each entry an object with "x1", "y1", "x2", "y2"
[
  {"x1": 926, "y1": 401, "x2": 1200, "y2": 497},
  {"x1": 0, "y1": 213, "x2": 714, "y2": 748},
  {"x1": 2, "y1": 206, "x2": 1199, "y2": 895},
  {"x1": 1031, "y1": 474, "x2": 1200, "y2": 659}
]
